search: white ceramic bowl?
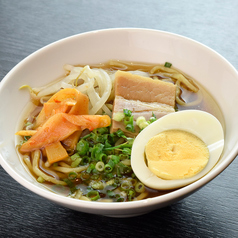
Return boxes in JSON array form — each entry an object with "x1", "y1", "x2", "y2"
[{"x1": 0, "y1": 28, "x2": 238, "y2": 217}]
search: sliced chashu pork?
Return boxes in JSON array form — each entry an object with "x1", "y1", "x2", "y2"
[
  {"x1": 114, "y1": 70, "x2": 176, "y2": 106},
  {"x1": 111, "y1": 71, "x2": 176, "y2": 137}
]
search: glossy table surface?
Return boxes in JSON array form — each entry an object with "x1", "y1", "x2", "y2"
[{"x1": 0, "y1": 1, "x2": 238, "y2": 237}]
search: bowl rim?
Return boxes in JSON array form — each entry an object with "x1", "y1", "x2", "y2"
[{"x1": 1, "y1": 27, "x2": 238, "y2": 212}]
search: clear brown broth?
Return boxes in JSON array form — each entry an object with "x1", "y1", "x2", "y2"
[{"x1": 20, "y1": 60, "x2": 225, "y2": 201}]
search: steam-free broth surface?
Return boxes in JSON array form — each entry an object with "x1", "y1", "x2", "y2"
[{"x1": 16, "y1": 60, "x2": 225, "y2": 202}]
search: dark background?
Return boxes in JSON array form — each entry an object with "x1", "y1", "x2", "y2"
[{"x1": 0, "y1": 1, "x2": 238, "y2": 237}]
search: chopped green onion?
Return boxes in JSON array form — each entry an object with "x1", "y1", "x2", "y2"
[
  {"x1": 97, "y1": 153, "x2": 107, "y2": 162},
  {"x1": 126, "y1": 137, "x2": 134, "y2": 145},
  {"x1": 139, "y1": 121, "x2": 149, "y2": 129},
  {"x1": 113, "y1": 112, "x2": 125, "y2": 122},
  {"x1": 103, "y1": 172, "x2": 114, "y2": 180},
  {"x1": 109, "y1": 158, "x2": 116, "y2": 167},
  {"x1": 37, "y1": 176, "x2": 45, "y2": 183},
  {"x1": 96, "y1": 127, "x2": 109, "y2": 134},
  {"x1": 104, "y1": 163, "x2": 114, "y2": 173},
  {"x1": 109, "y1": 155, "x2": 120, "y2": 164},
  {"x1": 58, "y1": 124, "x2": 139, "y2": 201},
  {"x1": 104, "y1": 140, "x2": 112, "y2": 148},
  {"x1": 149, "y1": 116, "x2": 157, "y2": 124},
  {"x1": 152, "y1": 112, "x2": 157, "y2": 118},
  {"x1": 71, "y1": 157, "x2": 82, "y2": 168},
  {"x1": 87, "y1": 190, "x2": 100, "y2": 201},
  {"x1": 70, "y1": 153, "x2": 80, "y2": 161},
  {"x1": 113, "y1": 177, "x2": 121, "y2": 186},
  {"x1": 136, "y1": 116, "x2": 149, "y2": 129},
  {"x1": 122, "y1": 148, "x2": 131, "y2": 155},
  {"x1": 128, "y1": 189, "x2": 136, "y2": 201},
  {"x1": 164, "y1": 62, "x2": 172, "y2": 68},
  {"x1": 135, "y1": 182, "x2": 145, "y2": 193},
  {"x1": 116, "y1": 166, "x2": 122, "y2": 178},
  {"x1": 91, "y1": 143, "x2": 104, "y2": 160},
  {"x1": 106, "y1": 179, "x2": 115, "y2": 186},
  {"x1": 91, "y1": 174, "x2": 99, "y2": 179},
  {"x1": 90, "y1": 181, "x2": 104, "y2": 190},
  {"x1": 63, "y1": 178, "x2": 76, "y2": 193},
  {"x1": 136, "y1": 113, "x2": 157, "y2": 129},
  {"x1": 136, "y1": 116, "x2": 146, "y2": 126},
  {"x1": 120, "y1": 180, "x2": 132, "y2": 191},
  {"x1": 117, "y1": 162, "x2": 131, "y2": 175},
  {"x1": 115, "y1": 129, "x2": 125, "y2": 138},
  {"x1": 123, "y1": 109, "x2": 132, "y2": 117},
  {"x1": 68, "y1": 172, "x2": 77, "y2": 180},
  {"x1": 81, "y1": 133, "x2": 91, "y2": 140},
  {"x1": 116, "y1": 197, "x2": 125, "y2": 202},
  {"x1": 124, "y1": 115, "x2": 135, "y2": 132},
  {"x1": 81, "y1": 156, "x2": 91, "y2": 165},
  {"x1": 76, "y1": 140, "x2": 89, "y2": 155},
  {"x1": 119, "y1": 153, "x2": 129, "y2": 160},
  {"x1": 86, "y1": 163, "x2": 95, "y2": 173},
  {"x1": 95, "y1": 161, "x2": 105, "y2": 172},
  {"x1": 121, "y1": 109, "x2": 135, "y2": 132},
  {"x1": 107, "y1": 190, "x2": 116, "y2": 198},
  {"x1": 131, "y1": 173, "x2": 136, "y2": 178},
  {"x1": 128, "y1": 178, "x2": 137, "y2": 186},
  {"x1": 80, "y1": 172, "x2": 90, "y2": 181},
  {"x1": 103, "y1": 142, "x2": 132, "y2": 151},
  {"x1": 125, "y1": 123, "x2": 135, "y2": 132}
]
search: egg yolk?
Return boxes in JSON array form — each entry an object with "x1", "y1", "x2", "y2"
[{"x1": 145, "y1": 129, "x2": 209, "y2": 180}]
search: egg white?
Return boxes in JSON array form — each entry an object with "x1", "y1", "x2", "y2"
[{"x1": 131, "y1": 110, "x2": 224, "y2": 190}]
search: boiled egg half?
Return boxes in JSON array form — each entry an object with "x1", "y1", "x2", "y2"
[{"x1": 131, "y1": 110, "x2": 224, "y2": 190}]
